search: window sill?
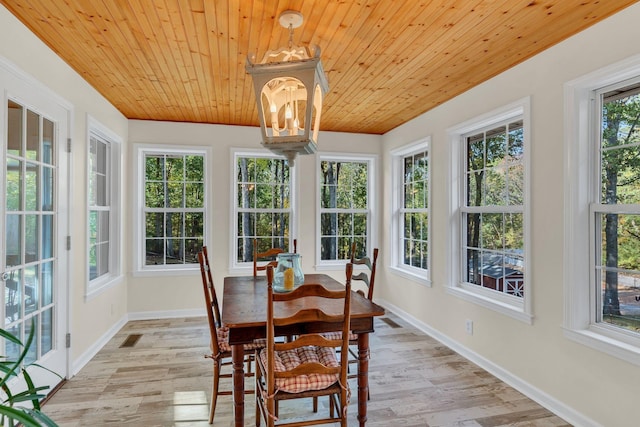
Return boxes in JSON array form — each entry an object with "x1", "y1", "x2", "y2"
[
  {"x1": 228, "y1": 266, "x2": 253, "y2": 276},
  {"x1": 447, "y1": 284, "x2": 533, "y2": 324},
  {"x1": 563, "y1": 325, "x2": 640, "y2": 367},
  {"x1": 314, "y1": 261, "x2": 347, "y2": 272},
  {"x1": 389, "y1": 266, "x2": 431, "y2": 287},
  {"x1": 86, "y1": 274, "x2": 124, "y2": 301},
  {"x1": 132, "y1": 265, "x2": 199, "y2": 278}
]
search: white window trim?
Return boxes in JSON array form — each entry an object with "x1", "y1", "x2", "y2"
[
  {"x1": 564, "y1": 54, "x2": 640, "y2": 366},
  {"x1": 228, "y1": 148, "x2": 297, "y2": 274},
  {"x1": 447, "y1": 97, "x2": 532, "y2": 324},
  {"x1": 315, "y1": 152, "x2": 378, "y2": 270},
  {"x1": 85, "y1": 115, "x2": 123, "y2": 299},
  {"x1": 390, "y1": 138, "x2": 431, "y2": 287},
  {"x1": 132, "y1": 143, "x2": 211, "y2": 277}
]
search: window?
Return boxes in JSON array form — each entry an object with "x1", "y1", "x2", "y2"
[
  {"x1": 391, "y1": 139, "x2": 431, "y2": 285},
  {"x1": 595, "y1": 83, "x2": 640, "y2": 335},
  {"x1": 317, "y1": 154, "x2": 376, "y2": 268},
  {"x1": 448, "y1": 98, "x2": 531, "y2": 323},
  {"x1": 134, "y1": 145, "x2": 208, "y2": 274},
  {"x1": 86, "y1": 117, "x2": 122, "y2": 296},
  {"x1": 232, "y1": 150, "x2": 293, "y2": 271},
  {"x1": 565, "y1": 57, "x2": 640, "y2": 365}
]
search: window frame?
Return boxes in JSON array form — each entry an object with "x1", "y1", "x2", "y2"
[
  {"x1": 447, "y1": 97, "x2": 532, "y2": 324},
  {"x1": 564, "y1": 55, "x2": 640, "y2": 366},
  {"x1": 85, "y1": 115, "x2": 123, "y2": 298},
  {"x1": 390, "y1": 138, "x2": 431, "y2": 286},
  {"x1": 315, "y1": 152, "x2": 377, "y2": 270},
  {"x1": 132, "y1": 143, "x2": 211, "y2": 276},
  {"x1": 229, "y1": 148, "x2": 296, "y2": 273}
]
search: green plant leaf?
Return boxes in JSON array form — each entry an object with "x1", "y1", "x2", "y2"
[
  {"x1": 0, "y1": 362, "x2": 20, "y2": 377},
  {"x1": 0, "y1": 405, "x2": 47, "y2": 427},
  {"x1": 7, "y1": 387, "x2": 48, "y2": 404},
  {"x1": 1, "y1": 382, "x2": 14, "y2": 405},
  {"x1": 23, "y1": 369, "x2": 42, "y2": 410},
  {"x1": 0, "y1": 319, "x2": 35, "y2": 390},
  {"x1": 0, "y1": 329, "x2": 22, "y2": 346},
  {"x1": 27, "y1": 363, "x2": 63, "y2": 380},
  {"x1": 22, "y1": 408, "x2": 59, "y2": 427}
]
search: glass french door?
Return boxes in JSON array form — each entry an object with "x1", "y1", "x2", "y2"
[{"x1": 2, "y1": 96, "x2": 68, "y2": 394}]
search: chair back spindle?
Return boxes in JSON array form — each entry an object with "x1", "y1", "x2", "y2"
[
  {"x1": 349, "y1": 242, "x2": 379, "y2": 301},
  {"x1": 198, "y1": 248, "x2": 221, "y2": 356},
  {"x1": 253, "y1": 238, "x2": 298, "y2": 276}
]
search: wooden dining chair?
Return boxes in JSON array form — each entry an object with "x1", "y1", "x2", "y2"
[
  {"x1": 255, "y1": 264, "x2": 353, "y2": 427},
  {"x1": 253, "y1": 238, "x2": 297, "y2": 277},
  {"x1": 322, "y1": 243, "x2": 378, "y2": 399},
  {"x1": 348, "y1": 244, "x2": 378, "y2": 390},
  {"x1": 197, "y1": 247, "x2": 265, "y2": 424},
  {"x1": 349, "y1": 242, "x2": 379, "y2": 301}
]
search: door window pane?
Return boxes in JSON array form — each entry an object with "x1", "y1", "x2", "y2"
[
  {"x1": 41, "y1": 261, "x2": 53, "y2": 306},
  {"x1": 25, "y1": 162, "x2": 38, "y2": 211},
  {"x1": 42, "y1": 118, "x2": 54, "y2": 165},
  {"x1": 7, "y1": 101, "x2": 22, "y2": 156},
  {"x1": 25, "y1": 264, "x2": 39, "y2": 316},
  {"x1": 41, "y1": 308, "x2": 53, "y2": 354}
]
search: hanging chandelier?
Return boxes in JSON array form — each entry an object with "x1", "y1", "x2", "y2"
[{"x1": 246, "y1": 10, "x2": 329, "y2": 167}]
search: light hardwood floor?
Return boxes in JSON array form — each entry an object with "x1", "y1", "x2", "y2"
[{"x1": 42, "y1": 312, "x2": 571, "y2": 426}]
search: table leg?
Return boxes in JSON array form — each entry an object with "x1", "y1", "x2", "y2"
[
  {"x1": 357, "y1": 332, "x2": 370, "y2": 426},
  {"x1": 232, "y1": 344, "x2": 245, "y2": 427}
]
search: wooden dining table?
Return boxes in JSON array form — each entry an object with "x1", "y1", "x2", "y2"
[{"x1": 222, "y1": 273, "x2": 385, "y2": 426}]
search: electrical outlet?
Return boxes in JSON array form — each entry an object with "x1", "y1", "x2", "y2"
[{"x1": 465, "y1": 319, "x2": 473, "y2": 335}]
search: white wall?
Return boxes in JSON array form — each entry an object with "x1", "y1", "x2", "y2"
[
  {"x1": 127, "y1": 120, "x2": 382, "y2": 315},
  {"x1": 380, "y1": 3, "x2": 640, "y2": 426},
  {"x1": 0, "y1": 5, "x2": 129, "y2": 370}
]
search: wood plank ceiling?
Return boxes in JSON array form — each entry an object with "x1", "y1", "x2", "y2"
[{"x1": 1, "y1": 0, "x2": 637, "y2": 135}]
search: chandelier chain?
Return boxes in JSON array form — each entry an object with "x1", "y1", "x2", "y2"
[{"x1": 288, "y1": 24, "x2": 294, "y2": 49}]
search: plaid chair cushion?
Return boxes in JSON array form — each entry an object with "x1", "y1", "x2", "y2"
[
  {"x1": 259, "y1": 345, "x2": 340, "y2": 393},
  {"x1": 321, "y1": 331, "x2": 358, "y2": 341},
  {"x1": 215, "y1": 326, "x2": 266, "y2": 353}
]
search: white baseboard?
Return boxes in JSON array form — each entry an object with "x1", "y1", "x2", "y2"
[
  {"x1": 377, "y1": 298, "x2": 601, "y2": 427},
  {"x1": 71, "y1": 314, "x2": 128, "y2": 376}
]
